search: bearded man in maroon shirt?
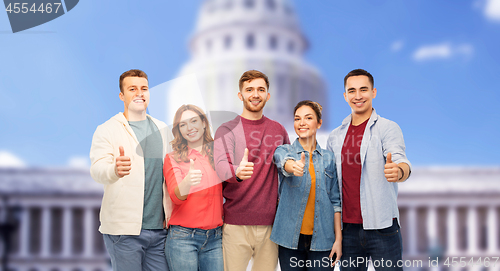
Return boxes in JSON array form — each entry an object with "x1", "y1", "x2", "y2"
[{"x1": 214, "y1": 70, "x2": 290, "y2": 271}]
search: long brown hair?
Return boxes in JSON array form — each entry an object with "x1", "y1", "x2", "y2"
[{"x1": 171, "y1": 104, "x2": 214, "y2": 168}]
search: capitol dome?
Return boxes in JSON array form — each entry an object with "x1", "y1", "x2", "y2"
[{"x1": 153, "y1": 0, "x2": 327, "y2": 130}]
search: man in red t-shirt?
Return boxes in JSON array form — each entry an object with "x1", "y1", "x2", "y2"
[
  {"x1": 214, "y1": 70, "x2": 289, "y2": 271},
  {"x1": 327, "y1": 69, "x2": 411, "y2": 271}
]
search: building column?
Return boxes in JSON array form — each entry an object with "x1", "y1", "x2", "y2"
[
  {"x1": 83, "y1": 207, "x2": 94, "y2": 257},
  {"x1": 62, "y1": 206, "x2": 73, "y2": 257},
  {"x1": 18, "y1": 206, "x2": 30, "y2": 257},
  {"x1": 407, "y1": 206, "x2": 418, "y2": 256},
  {"x1": 467, "y1": 206, "x2": 478, "y2": 255},
  {"x1": 487, "y1": 206, "x2": 498, "y2": 254},
  {"x1": 427, "y1": 206, "x2": 438, "y2": 250},
  {"x1": 447, "y1": 206, "x2": 458, "y2": 255},
  {"x1": 40, "y1": 206, "x2": 52, "y2": 257}
]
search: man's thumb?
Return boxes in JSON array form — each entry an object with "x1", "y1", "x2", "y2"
[
  {"x1": 301, "y1": 152, "x2": 306, "y2": 164},
  {"x1": 386, "y1": 152, "x2": 392, "y2": 164},
  {"x1": 119, "y1": 146, "x2": 125, "y2": 157},
  {"x1": 242, "y1": 148, "x2": 249, "y2": 163}
]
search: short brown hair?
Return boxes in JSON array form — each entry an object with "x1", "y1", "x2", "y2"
[
  {"x1": 344, "y1": 69, "x2": 374, "y2": 90},
  {"x1": 119, "y1": 69, "x2": 148, "y2": 93},
  {"x1": 238, "y1": 70, "x2": 269, "y2": 91},
  {"x1": 294, "y1": 100, "x2": 323, "y2": 121}
]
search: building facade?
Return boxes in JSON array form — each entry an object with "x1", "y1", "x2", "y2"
[
  {"x1": 157, "y1": 0, "x2": 327, "y2": 130},
  {"x1": 1, "y1": 167, "x2": 499, "y2": 271}
]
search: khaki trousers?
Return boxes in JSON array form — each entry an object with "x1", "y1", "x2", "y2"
[{"x1": 222, "y1": 223, "x2": 278, "y2": 271}]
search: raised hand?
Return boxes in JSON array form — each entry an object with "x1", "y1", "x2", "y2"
[
  {"x1": 236, "y1": 148, "x2": 254, "y2": 180},
  {"x1": 178, "y1": 159, "x2": 203, "y2": 197},
  {"x1": 292, "y1": 152, "x2": 306, "y2": 177},
  {"x1": 115, "y1": 146, "x2": 131, "y2": 178},
  {"x1": 187, "y1": 159, "x2": 202, "y2": 186},
  {"x1": 384, "y1": 152, "x2": 400, "y2": 182}
]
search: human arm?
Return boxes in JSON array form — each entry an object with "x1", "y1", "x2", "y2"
[
  {"x1": 384, "y1": 153, "x2": 410, "y2": 182},
  {"x1": 174, "y1": 159, "x2": 202, "y2": 200},
  {"x1": 163, "y1": 155, "x2": 201, "y2": 204},
  {"x1": 284, "y1": 152, "x2": 306, "y2": 177},
  {"x1": 382, "y1": 121, "x2": 412, "y2": 182},
  {"x1": 90, "y1": 125, "x2": 122, "y2": 185},
  {"x1": 326, "y1": 153, "x2": 342, "y2": 264},
  {"x1": 329, "y1": 212, "x2": 342, "y2": 265},
  {"x1": 273, "y1": 144, "x2": 296, "y2": 178},
  {"x1": 213, "y1": 124, "x2": 253, "y2": 182}
]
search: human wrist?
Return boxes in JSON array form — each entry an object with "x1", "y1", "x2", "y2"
[
  {"x1": 398, "y1": 166, "x2": 404, "y2": 181},
  {"x1": 284, "y1": 159, "x2": 295, "y2": 173}
]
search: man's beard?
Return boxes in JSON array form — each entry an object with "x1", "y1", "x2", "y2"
[{"x1": 243, "y1": 97, "x2": 267, "y2": 113}]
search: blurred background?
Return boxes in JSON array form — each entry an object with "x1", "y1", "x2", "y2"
[{"x1": 0, "y1": 0, "x2": 499, "y2": 270}]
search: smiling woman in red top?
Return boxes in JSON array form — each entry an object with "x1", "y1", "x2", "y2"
[{"x1": 163, "y1": 104, "x2": 223, "y2": 271}]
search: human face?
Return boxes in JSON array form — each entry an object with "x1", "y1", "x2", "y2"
[
  {"x1": 238, "y1": 78, "x2": 270, "y2": 114},
  {"x1": 294, "y1": 105, "x2": 322, "y2": 140},
  {"x1": 119, "y1": 76, "x2": 150, "y2": 114},
  {"x1": 178, "y1": 110, "x2": 206, "y2": 147},
  {"x1": 344, "y1": 75, "x2": 377, "y2": 117}
]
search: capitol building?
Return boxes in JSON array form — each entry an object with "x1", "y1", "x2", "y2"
[
  {"x1": 149, "y1": 0, "x2": 326, "y2": 130},
  {"x1": 1, "y1": 1, "x2": 499, "y2": 271}
]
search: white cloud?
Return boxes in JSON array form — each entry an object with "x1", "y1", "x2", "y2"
[
  {"x1": 412, "y1": 42, "x2": 474, "y2": 62},
  {"x1": 485, "y1": 0, "x2": 500, "y2": 21},
  {"x1": 68, "y1": 156, "x2": 90, "y2": 169},
  {"x1": 0, "y1": 151, "x2": 26, "y2": 168},
  {"x1": 391, "y1": 40, "x2": 404, "y2": 52}
]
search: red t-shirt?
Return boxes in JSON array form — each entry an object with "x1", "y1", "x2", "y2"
[
  {"x1": 341, "y1": 118, "x2": 369, "y2": 224},
  {"x1": 213, "y1": 116, "x2": 290, "y2": 225},
  {"x1": 163, "y1": 148, "x2": 223, "y2": 229}
]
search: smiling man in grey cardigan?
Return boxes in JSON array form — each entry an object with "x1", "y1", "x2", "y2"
[{"x1": 90, "y1": 69, "x2": 173, "y2": 271}]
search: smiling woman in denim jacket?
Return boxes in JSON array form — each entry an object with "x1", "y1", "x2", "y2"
[
  {"x1": 163, "y1": 104, "x2": 223, "y2": 271},
  {"x1": 271, "y1": 100, "x2": 342, "y2": 271}
]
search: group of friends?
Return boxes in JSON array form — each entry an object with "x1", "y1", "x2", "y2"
[{"x1": 89, "y1": 68, "x2": 411, "y2": 271}]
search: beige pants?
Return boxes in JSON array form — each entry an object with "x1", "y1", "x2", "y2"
[{"x1": 222, "y1": 223, "x2": 278, "y2": 271}]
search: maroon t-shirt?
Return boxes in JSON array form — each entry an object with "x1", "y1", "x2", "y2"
[
  {"x1": 341, "y1": 118, "x2": 369, "y2": 224},
  {"x1": 214, "y1": 115, "x2": 290, "y2": 225}
]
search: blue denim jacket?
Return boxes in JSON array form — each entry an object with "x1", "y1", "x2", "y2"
[
  {"x1": 326, "y1": 109, "x2": 411, "y2": 230},
  {"x1": 270, "y1": 139, "x2": 341, "y2": 251}
]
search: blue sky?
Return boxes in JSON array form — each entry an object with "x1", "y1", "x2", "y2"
[{"x1": 0, "y1": 0, "x2": 499, "y2": 167}]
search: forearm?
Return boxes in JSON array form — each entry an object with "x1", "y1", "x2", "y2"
[
  {"x1": 397, "y1": 162, "x2": 411, "y2": 182},
  {"x1": 284, "y1": 160, "x2": 294, "y2": 174},
  {"x1": 90, "y1": 127, "x2": 120, "y2": 184},
  {"x1": 174, "y1": 186, "x2": 188, "y2": 201},
  {"x1": 175, "y1": 175, "x2": 192, "y2": 199},
  {"x1": 334, "y1": 212, "x2": 342, "y2": 242},
  {"x1": 90, "y1": 162, "x2": 114, "y2": 183}
]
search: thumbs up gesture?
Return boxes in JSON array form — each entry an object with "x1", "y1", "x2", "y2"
[
  {"x1": 384, "y1": 152, "x2": 400, "y2": 182},
  {"x1": 292, "y1": 152, "x2": 306, "y2": 177},
  {"x1": 236, "y1": 148, "x2": 254, "y2": 181},
  {"x1": 178, "y1": 159, "x2": 203, "y2": 196},
  {"x1": 187, "y1": 159, "x2": 202, "y2": 186},
  {"x1": 115, "y1": 146, "x2": 131, "y2": 178}
]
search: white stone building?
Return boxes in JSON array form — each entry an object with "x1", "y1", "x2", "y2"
[
  {"x1": 150, "y1": 0, "x2": 327, "y2": 131},
  {"x1": 0, "y1": 168, "x2": 108, "y2": 271},
  {"x1": 1, "y1": 167, "x2": 499, "y2": 271}
]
